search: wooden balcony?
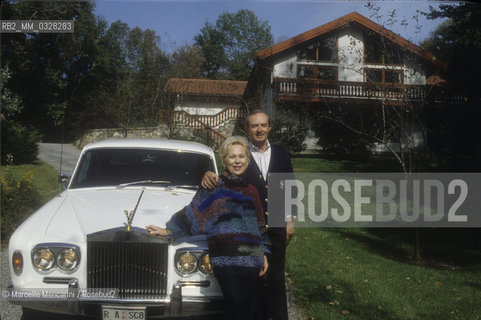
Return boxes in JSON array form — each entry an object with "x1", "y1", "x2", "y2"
[{"x1": 274, "y1": 78, "x2": 464, "y2": 104}]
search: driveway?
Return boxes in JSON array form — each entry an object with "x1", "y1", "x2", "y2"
[{"x1": 37, "y1": 143, "x2": 81, "y2": 175}]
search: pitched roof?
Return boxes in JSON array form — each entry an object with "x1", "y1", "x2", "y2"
[
  {"x1": 166, "y1": 78, "x2": 247, "y2": 96},
  {"x1": 256, "y1": 11, "x2": 446, "y2": 68}
]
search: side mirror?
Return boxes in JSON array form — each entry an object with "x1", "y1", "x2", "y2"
[{"x1": 58, "y1": 174, "x2": 71, "y2": 190}]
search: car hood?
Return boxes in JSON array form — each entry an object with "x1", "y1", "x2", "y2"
[{"x1": 45, "y1": 187, "x2": 195, "y2": 242}]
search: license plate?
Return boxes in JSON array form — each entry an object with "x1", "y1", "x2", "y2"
[{"x1": 102, "y1": 306, "x2": 146, "y2": 320}]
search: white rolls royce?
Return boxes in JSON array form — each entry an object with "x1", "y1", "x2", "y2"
[{"x1": 6, "y1": 139, "x2": 223, "y2": 319}]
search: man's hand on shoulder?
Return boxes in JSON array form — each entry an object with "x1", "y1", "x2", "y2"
[{"x1": 201, "y1": 171, "x2": 219, "y2": 189}]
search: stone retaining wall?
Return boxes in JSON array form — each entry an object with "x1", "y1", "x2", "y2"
[{"x1": 75, "y1": 120, "x2": 239, "y2": 149}]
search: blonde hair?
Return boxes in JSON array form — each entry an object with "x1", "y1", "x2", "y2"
[{"x1": 219, "y1": 136, "x2": 250, "y2": 162}]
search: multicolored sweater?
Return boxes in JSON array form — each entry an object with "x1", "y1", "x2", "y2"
[{"x1": 166, "y1": 171, "x2": 270, "y2": 276}]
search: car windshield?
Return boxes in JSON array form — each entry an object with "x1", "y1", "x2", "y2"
[{"x1": 69, "y1": 148, "x2": 214, "y2": 189}]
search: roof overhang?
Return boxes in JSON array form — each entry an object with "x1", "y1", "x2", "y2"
[{"x1": 256, "y1": 11, "x2": 446, "y2": 68}]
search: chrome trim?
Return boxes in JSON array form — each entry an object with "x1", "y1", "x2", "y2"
[
  {"x1": 43, "y1": 277, "x2": 76, "y2": 284},
  {"x1": 67, "y1": 279, "x2": 80, "y2": 315},
  {"x1": 177, "y1": 280, "x2": 211, "y2": 287}
]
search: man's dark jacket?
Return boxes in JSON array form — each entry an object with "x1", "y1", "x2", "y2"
[{"x1": 244, "y1": 144, "x2": 293, "y2": 234}]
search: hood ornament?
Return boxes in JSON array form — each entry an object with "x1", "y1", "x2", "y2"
[
  {"x1": 124, "y1": 189, "x2": 145, "y2": 231},
  {"x1": 124, "y1": 210, "x2": 134, "y2": 231}
]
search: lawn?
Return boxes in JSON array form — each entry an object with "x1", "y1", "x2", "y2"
[
  {"x1": 0, "y1": 162, "x2": 59, "y2": 202},
  {"x1": 0, "y1": 162, "x2": 59, "y2": 248},
  {"x1": 287, "y1": 155, "x2": 481, "y2": 319}
]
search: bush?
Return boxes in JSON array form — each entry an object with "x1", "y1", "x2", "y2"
[
  {"x1": 191, "y1": 128, "x2": 216, "y2": 150},
  {"x1": 1, "y1": 119, "x2": 42, "y2": 165},
  {"x1": 269, "y1": 114, "x2": 307, "y2": 155},
  {"x1": 1, "y1": 169, "x2": 42, "y2": 240}
]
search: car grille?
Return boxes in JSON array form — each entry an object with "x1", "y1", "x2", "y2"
[{"x1": 87, "y1": 230, "x2": 168, "y2": 298}]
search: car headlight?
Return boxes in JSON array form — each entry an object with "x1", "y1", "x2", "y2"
[
  {"x1": 57, "y1": 248, "x2": 80, "y2": 272},
  {"x1": 175, "y1": 252, "x2": 197, "y2": 274},
  {"x1": 31, "y1": 244, "x2": 81, "y2": 273},
  {"x1": 32, "y1": 249, "x2": 55, "y2": 271},
  {"x1": 12, "y1": 250, "x2": 23, "y2": 276},
  {"x1": 198, "y1": 253, "x2": 213, "y2": 275}
]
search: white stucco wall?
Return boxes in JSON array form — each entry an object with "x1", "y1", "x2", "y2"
[
  {"x1": 269, "y1": 28, "x2": 428, "y2": 87},
  {"x1": 403, "y1": 59, "x2": 426, "y2": 85},
  {"x1": 174, "y1": 96, "x2": 242, "y2": 116},
  {"x1": 337, "y1": 30, "x2": 364, "y2": 82},
  {"x1": 273, "y1": 54, "x2": 297, "y2": 78},
  {"x1": 174, "y1": 106, "x2": 224, "y2": 115}
]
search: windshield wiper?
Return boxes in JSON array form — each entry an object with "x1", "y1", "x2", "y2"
[
  {"x1": 166, "y1": 184, "x2": 199, "y2": 191},
  {"x1": 116, "y1": 180, "x2": 171, "y2": 189}
]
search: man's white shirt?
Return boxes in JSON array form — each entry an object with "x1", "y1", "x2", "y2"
[{"x1": 248, "y1": 140, "x2": 271, "y2": 181}]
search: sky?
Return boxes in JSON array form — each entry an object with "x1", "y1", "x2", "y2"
[{"x1": 93, "y1": 0, "x2": 451, "y2": 54}]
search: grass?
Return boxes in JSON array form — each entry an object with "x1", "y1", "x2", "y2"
[
  {"x1": 0, "y1": 162, "x2": 59, "y2": 202},
  {"x1": 286, "y1": 154, "x2": 481, "y2": 319},
  {"x1": 0, "y1": 162, "x2": 59, "y2": 249}
]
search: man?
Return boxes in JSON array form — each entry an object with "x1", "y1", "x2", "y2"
[{"x1": 202, "y1": 110, "x2": 294, "y2": 320}]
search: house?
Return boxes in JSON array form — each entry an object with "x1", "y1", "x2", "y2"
[
  {"x1": 163, "y1": 78, "x2": 248, "y2": 146},
  {"x1": 245, "y1": 12, "x2": 458, "y2": 152}
]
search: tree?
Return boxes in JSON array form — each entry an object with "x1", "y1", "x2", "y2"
[
  {"x1": 421, "y1": 2, "x2": 481, "y2": 101},
  {"x1": 1, "y1": 1, "x2": 171, "y2": 140},
  {"x1": 420, "y1": 2, "x2": 481, "y2": 169},
  {"x1": 169, "y1": 44, "x2": 206, "y2": 79},
  {"x1": 194, "y1": 9, "x2": 273, "y2": 80},
  {"x1": 269, "y1": 109, "x2": 308, "y2": 155},
  {"x1": 84, "y1": 24, "x2": 170, "y2": 135},
  {"x1": 0, "y1": 66, "x2": 22, "y2": 119},
  {"x1": 1, "y1": 0, "x2": 103, "y2": 140}
]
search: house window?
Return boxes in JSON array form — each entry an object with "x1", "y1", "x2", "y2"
[
  {"x1": 364, "y1": 32, "x2": 403, "y2": 65},
  {"x1": 317, "y1": 37, "x2": 337, "y2": 62},
  {"x1": 298, "y1": 65, "x2": 314, "y2": 79},
  {"x1": 385, "y1": 70, "x2": 403, "y2": 84},
  {"x1": 297, "y1": 36, "x2": 337, "y2": 62},
  {"x1": 317, "y1": 66, "x2": 338, "y2": 80},
  {"x1": 364, "y1": 34, "x2": 383, "y2": 64},
  {"x1": 365, "y1": 68, "x2": 403, "y2": 84},
  {"x1": 298, "y1": 65, "x2": 338, "y2": 80},
  {"x1": 297, "y1": 45, "x2": 316, "y2": 61},
  {"x1": 365, "y1": 69, "x2": 383, "y2": 83}
]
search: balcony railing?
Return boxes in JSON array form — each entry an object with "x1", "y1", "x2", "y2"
[
  {"x1": 159, "y1": 107, "x2": 247, "y2": 148},
  {"x1": 275, "y1": 78, "x2": 432, "y2": 102}
]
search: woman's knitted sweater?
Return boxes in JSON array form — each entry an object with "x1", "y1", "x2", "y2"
[{"x1": 166, "y1": 172, "x2": 270, "y2": 276}]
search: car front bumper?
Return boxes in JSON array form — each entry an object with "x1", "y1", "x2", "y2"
[{"x1": 6, "y1": 280, "x2": 223, "y2": 318}]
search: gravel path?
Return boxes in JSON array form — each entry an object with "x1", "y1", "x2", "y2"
[{"x1": 1, "y1": 249, "x2": 22, "y2": 320}]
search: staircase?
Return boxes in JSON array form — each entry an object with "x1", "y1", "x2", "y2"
[{"x1": 160, "y1": 107, "x2": 247, "y2": 148}]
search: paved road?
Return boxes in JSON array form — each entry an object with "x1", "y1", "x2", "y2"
[
  {"x1": 1, "y1": 143, "x2": 302, "y2": 320},
  {"x1": 38, "y1": 143, "x2": 82, "y2": 175}
]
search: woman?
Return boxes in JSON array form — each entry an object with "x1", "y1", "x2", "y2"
[{"x1": 146, "y1": 136, "x2": 269, "y2": 320}]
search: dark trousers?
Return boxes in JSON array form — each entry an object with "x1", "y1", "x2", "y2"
[
  {"x1": 264, "y1": 229, "x2": 288, "y2": 320},
  {"x1": 215, "y1": 273, "x2": 262, "y2": 320}
]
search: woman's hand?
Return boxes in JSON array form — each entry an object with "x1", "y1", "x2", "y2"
[
  {"x1": 259, "y1": 255, "x2": 269, "y2": 277},
  {"x1": 145, "y1": 225, "x2": 171, "y2": 237}
]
